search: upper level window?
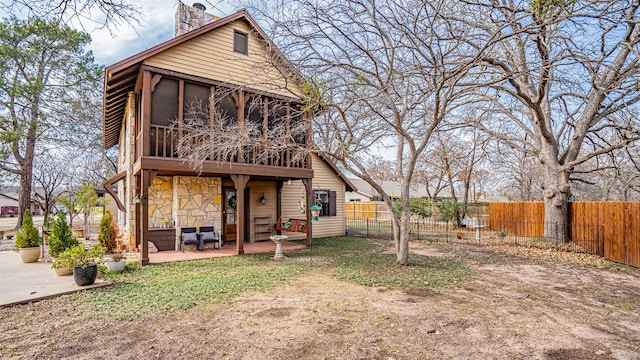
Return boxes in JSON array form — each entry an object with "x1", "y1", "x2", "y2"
[{"x1": 234, "y1": 30, "x2": 248, "y2": 55}]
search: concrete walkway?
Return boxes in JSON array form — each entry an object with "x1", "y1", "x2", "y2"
[{"x1": 0, "y1": 251, "x2": 110, "y2": 308}]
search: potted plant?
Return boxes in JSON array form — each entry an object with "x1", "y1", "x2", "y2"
[
  {"x1": 51, "y1": 250, "x2": 74, "y2": 276},
  {"x1": 48, "y1": 211, "x2": 79, "y2": 258},
  {"x1": 15, "y1": 210, "x2": 42, "y2": 263},
  {"x1": 105, "y1": 251, "x2": 126, "y2": 272},
  {"x1": 62, "y1": 244, "x2": 106, "y2": 286}
]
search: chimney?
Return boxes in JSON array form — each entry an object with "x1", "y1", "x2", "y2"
[{"x1": 175, "y1": 2, "x2": 212, "y2": 37}]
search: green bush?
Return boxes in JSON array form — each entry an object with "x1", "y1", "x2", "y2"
[
  {"x1": 48, "y1": 211, "x2": 79, "y2": 257},
  {"x1": 60, "y1": 244, "x2": 106, "y2": 268},
  {"x1": 393, "y1": 198, "x2": 433, "y2": 218},
  {"x1": 435, "y1": 201, "x2": 464, "y2": 228},
  {"x1": 97, "y1": 209, "x2": 117, "y2": 252},
  {"x1": 15, "y1": 210, "x2": 41, "y2": 248}
]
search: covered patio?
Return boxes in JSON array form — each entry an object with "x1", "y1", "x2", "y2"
[{"x1": 147, "y1": 240, "x2": 306, "y2": 264}]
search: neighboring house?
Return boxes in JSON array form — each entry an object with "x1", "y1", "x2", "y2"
[
  {"x1": 346, "y1": 179, "x2": 441, "y2": 201},
  {"x1": 102, "y1": 3, "x2": 355, "y2": 264},
  {"x1": 0, "y1": 186, "x2": 44, "y2": 216}
]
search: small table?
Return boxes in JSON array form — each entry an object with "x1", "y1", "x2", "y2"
[{"x1": 270, "y1": 235, "x2": 288, "y2": 260}]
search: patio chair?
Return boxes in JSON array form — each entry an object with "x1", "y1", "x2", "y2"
[
  {"x1": 180, "y1": 227, "x2": 201, "y2": 252},
  {"x1": 199, "y1": 226, "x2": 222, "y2": 249}
]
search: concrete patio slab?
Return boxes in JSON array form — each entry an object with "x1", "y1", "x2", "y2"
[
  {"x1": 0, "y1": 251, "x2": 111, "y2": 308},
  {"x1": 149, "y1": 240, "x2": 307, "y2": 264}
]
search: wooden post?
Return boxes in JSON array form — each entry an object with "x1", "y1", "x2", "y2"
[
  {"x1": 302, "y1": 178, "x2": 312, "y2": 248},
  {"x1": 135, "y1": 174, "x2": 141, "y2": 253},
  {"x1": 142, "y1": 71, "x2": 152, "y2": 157},
  {"x1": 232, "y1": 90, "x2": 246, "y2": 163},
  {"x1": 276, "y1": 181, "x2": 283, "y2": 235},
  {"x1": 231, "y1": 174, "x2": 250, "y2": 255},
  {"x1": 140, "y1": 169, "x2": 150, "y2": 265},
  {"x1": 178, "y1": 80, "x2": 184, "y2": 157}
]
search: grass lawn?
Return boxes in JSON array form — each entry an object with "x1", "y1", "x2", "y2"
[
  {"x1": 3, "y1": 236, "x2": 639, "y2": 359},
  {"x1": 84, "y1": 237, "x2": 471, "y2": 320}
]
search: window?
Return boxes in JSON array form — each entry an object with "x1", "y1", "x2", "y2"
[
  {"x1": 233, "y1": 30, "x2": 248, "y2": 55},
  {"x1": 314, "y1": 190, "x2": 337, "y2": 217}
]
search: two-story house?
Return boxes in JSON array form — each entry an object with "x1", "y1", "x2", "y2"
[{"x1": 102, "y1": 3, "x2": 354, "y2": 265}]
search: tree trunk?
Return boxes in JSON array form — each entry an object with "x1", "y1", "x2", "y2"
[
  {"x1": 17, "y1": 135, "x2": 36, "y2": 228},
  {"x1": 542, "y1": 166, "x2": 570, "y2": 243},
  {"x1": 396, "y1": 182, "x2": 411, "y2": 265}
]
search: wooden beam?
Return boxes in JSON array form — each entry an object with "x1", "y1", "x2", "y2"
[
  {"x1": 101, "y1": 170, "x2": 127, "y2": 212},
  {"x1": 230, "y1": 174, "x2": 250, "y2": 255},
  {"x1": 150, "y1": 74, "x2": 162, "y2": 92},
  {"x1": 141, "y1": 65, "x2": 303, "y2": 103},
  {"x1": 139, "y1": 156, "x2": 313, "y2": 178}
]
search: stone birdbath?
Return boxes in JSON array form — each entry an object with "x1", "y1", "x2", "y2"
[{"x1": 270, "y1": 235, "x2": 288, "y2": 260}]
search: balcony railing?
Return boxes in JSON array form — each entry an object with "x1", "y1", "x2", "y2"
[{"x1": 145, "y1": 124, "x2": 307, "y2": 168}]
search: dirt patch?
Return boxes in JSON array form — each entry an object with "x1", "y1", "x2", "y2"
[{"x1": 1, "y1": 243, "x2": 639, "y2": 359}]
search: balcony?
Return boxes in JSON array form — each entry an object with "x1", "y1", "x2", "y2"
[{"x1": 143, "y1": 124, "x2": 308, "y2": 170}]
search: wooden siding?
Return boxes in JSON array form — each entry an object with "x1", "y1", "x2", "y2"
[
  {"x1": 281, "y1": 154, "x2": 346, "y2": 240},
  {"x1": 489, "y1": 202, "x2": 640, "y2": 268},
  {"x1": 145, "y1": 21, "x2": 302, "y2": 99},
  {"x1": 248, "y1": 181, "x2": 277, "y2": 242}
]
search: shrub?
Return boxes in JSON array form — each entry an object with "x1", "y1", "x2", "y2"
[
  {"x1": 435, "y1": 201, "x2": 464, "y2": 228},
  {"x1": 394, "y1": 198, "x2": 433, "y2": 218},
  {"x1": 48, "y1": 211, "x2": 79, "y2": 257},
  {"x1": 60, "y1": 244, "x2": 106, "y2": 268},
  {"x1": 15, "y1": 210, "x2": 41, "y2": 248},
  {"x1": 97, "y1": 209, "x2": 117, "y2": 252}
]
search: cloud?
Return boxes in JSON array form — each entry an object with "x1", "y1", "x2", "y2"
[{"x1": 88, "y1": 0, "x2": 236, "y2": 66}]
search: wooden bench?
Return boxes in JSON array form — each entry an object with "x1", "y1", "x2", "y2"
[{"x1": 275, "y1": 219, "x2": 307, "y2": 233}]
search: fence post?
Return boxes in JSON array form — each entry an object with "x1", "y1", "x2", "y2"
[
  {"x1": 554, "y1": 222, "x2": 559, "y2": 246},
  {"x1": 366, "y1": 218, "x2": 369, "y2": 238},
  {"x1": 446, "y1": 220, "x2": 449, "y2": 243}
]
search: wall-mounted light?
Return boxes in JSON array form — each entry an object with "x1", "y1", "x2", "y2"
[
  {"x1": 260, "y1": 193, "x2": 266, "y2": 205},
  {"x1": 134, "y1": 194, "x2": 140, "y2": 204},
  {"x1": 287, "y1": 179, "x2": 292, "y2": 186}
]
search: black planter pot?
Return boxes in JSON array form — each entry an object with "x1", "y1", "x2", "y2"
[{"x1": 73, "y1": 265, "x2": 98, "y2": 286}]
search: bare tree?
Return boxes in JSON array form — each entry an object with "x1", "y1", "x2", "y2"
[
  {"x1": 464, "y1": 0, "x2": 640, "y2": 240},
  {"x1": 249, "y1": 0, "x2": 486, "y2": 265},
  {"x1": 1, "y1": 0, "x2": 141, "y2": 32},
  {"x1": 32, "y1": 153, "x2": 69, "y2": 227},
  {"x1": 487, "y1": 140, "x2": 544, "y2": 201},
  {"x1": 175, "y1": 86, "x2": 310, "y2": 172}
]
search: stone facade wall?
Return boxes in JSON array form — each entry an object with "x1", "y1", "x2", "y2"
[
  {"x1": 116, "y1": 92, "x2": 137, "y2": 247},
  {"x1": 173, "y1": 176, "x2": 222, "y2": 248},
  {"x1": 148, "y1": 176, "x2": 173, "y2": 228}
]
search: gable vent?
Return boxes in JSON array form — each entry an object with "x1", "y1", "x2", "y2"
[{"x1": 234, "y1": 30, "x2": 248, "y2": 55}]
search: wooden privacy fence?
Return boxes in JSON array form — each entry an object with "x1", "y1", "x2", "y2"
[
  {"x1": 489, "y1": 202, "x2": 640, "y2": 268},
  {"x1": 345, "y1": 202, "x2": 393, "y2": 220}
]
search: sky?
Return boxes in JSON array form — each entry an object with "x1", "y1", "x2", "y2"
[{"x1": 87, "y1": 0, "x2": 237, "y2": 66}]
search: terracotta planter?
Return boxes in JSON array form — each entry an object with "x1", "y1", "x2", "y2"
[
  {"x1": 54, "y1": 267, "x2": 73, "y2": 276},
  {"x1": 118, "y1": 244, "x2": 125, "y2": 252},
  {"x1": 19, "y1": 247, "x2": 41, "y2": 263},
  {"x1": 73, "y1": 265, "x2": 98, "y2": 286},
  {"x1": 106, "y1": 260, "x2": 126, "y2": 272}
]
